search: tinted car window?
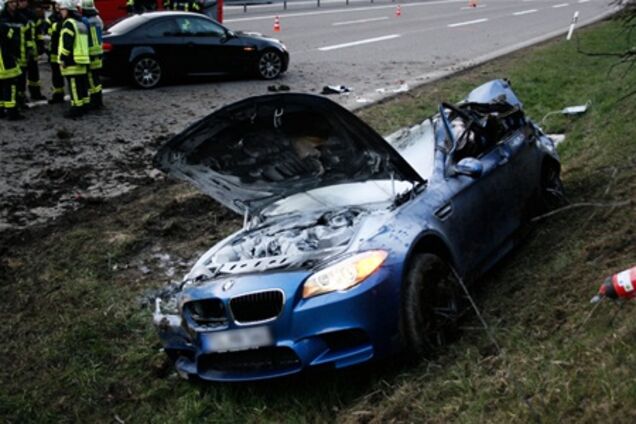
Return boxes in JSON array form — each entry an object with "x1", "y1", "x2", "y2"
[
  {"x1": 106, "y1": 14, "x2": 149, "y2": 35},
  {"x1": 142, "y1": 19, "x2": 179, "y2": 37},
  {"x1": 176, "y1": 17, "x2": 225, "y2": 36}
]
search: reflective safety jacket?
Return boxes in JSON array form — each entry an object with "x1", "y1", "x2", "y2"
[
  {"x1": 34, "y1": 15, "x2": 47, "y2": 56},
  {"x1": 0, "y1": 9, "x2": 30, "y2": 67},
  {"x1": 82, "y1": 10, "x2": 103, "y2": 70},
  {"x1": 47, "y1": 13, "x2": 62, "y2": 64},
  {"x1": 17, "y1": 7, "x2": 37, "y2": 57},
  {"x1": 0, "y1": 19, "x2": 22, "y2": 80},
  {"x1": 58, "y1": 15, "x2": 89, "y2": 76}
]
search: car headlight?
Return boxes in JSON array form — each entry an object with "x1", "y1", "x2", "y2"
[{"x1": 302, "y1": 250, "x2": 388, "y2": 299}]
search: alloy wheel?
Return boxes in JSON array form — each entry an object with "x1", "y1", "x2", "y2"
[
  {"x1": 258, "y1": 51, "x2": 282, "y2": 80},
  {"x1": 133, "y1": 57, "x2": 162, "y2": 89}
]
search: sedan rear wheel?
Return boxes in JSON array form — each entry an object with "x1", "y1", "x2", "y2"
[
  {"x1": 131, "y1": 56, "x2": 162, "y2": 89},
  {"x1": 400, "y1": 253, "x2": 464, "y2": 357},
  {"x1": 257, "y1": 50, "x2": 283, "y2": 80}
]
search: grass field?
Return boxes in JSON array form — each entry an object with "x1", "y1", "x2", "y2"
[{"x1": 1, "y1": 18, "x2": 635, "y2": 423}]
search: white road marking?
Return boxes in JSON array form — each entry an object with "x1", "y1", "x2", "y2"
[
  {"x1": 318, "y1": 34, "x2": 401, "y2": 51},
  {"x1": 578, "y1": 0, "x2": 590, "y2": 3},
  {"x1": 513, "y1": 9, "x2": 538, "y2": 16},
  {"x1": 553, "y1": 3, "x2": 569, "y2": 8},
  {"x1": 448, "y1": 18, "x2": 488, "y2": 27},
  {"x1": 332, "y1": 16, "x2": 389, "y2": 26},
  {"x1": 224, "y1": 0, "x2": 466, "y2": 23}
]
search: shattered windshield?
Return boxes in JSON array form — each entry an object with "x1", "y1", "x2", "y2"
[{"x1": 261, "y1": 180, "x2": 415, "y2": 216}]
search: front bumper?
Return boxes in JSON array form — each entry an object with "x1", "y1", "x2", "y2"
[{"x1": 155, "y1": 262, "x2": 402, "y2": 382}]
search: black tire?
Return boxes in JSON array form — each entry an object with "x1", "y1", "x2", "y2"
[
  {"x1": 130, "y1": 55, "x2": 163, "y2": 89},
  {"x1": 400, "y1": 253, "x2": 464, "y2": 357},
  {"x1": 538, "y1": 162, "x2": 565, "y2": 213},
  {"x1": 256, "y1": 50, "x2": 283, "y2": 80}
]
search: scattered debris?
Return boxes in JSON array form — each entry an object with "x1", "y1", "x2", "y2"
[
  {"x1": 267, "y1": 84, "x2": 291, "y2": 92},
  {"x1": 541, "y1": 101, "x2": 591, "y2": 124},
  {"x1": 561, "y1": 101, "x2": 590, "y2": 115},
  {"x1": 392, "y1": 82, "x2": 409, "y2": 93},
  {"x1": 321, "y1": 85, "x2": 351, "y2": 95},
  {"x1": 548, "y1": 134, "x2": 566, "y2": 146}
]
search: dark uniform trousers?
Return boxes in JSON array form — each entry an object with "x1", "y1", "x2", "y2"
[{"x1": 65, "y1": 73, "x2": 89, "y2": 113}]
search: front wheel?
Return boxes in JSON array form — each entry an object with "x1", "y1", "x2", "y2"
[
  {"x1": 400, "y1": 253, "x2": 464, "y2": 357},
  {"x1": 256, "y1": 50, "x2": 283, "y2": 80},
  {"x1": 131, "y1": 56, "x2": 162, "y2": 89}
]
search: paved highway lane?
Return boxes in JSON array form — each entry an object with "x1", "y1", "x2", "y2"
[{"x1": 220, "y1": 0, "x2": 613, "y2": 106}]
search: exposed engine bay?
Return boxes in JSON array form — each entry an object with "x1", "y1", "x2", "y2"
[{"x1": 196, "y1": 208, "x2": 370, "y2": 278}]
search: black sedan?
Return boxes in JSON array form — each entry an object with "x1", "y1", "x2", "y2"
[{"x1": 102, "y1": 12, "x2": 290, "y2": 88}]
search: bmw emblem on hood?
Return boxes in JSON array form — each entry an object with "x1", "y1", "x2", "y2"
[{"x1": 222, "y1": 280, "x2": 235, "y2": 292}]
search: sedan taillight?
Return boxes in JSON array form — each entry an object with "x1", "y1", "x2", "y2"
[{"x1": 103, "y1": 42, "x2": 113, "y2": 53}]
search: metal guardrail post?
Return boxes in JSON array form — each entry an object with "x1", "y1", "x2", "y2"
[
  {"x1": 317, "y1": 0, "x2": 320, "y2": 7},
  {"x1": 346, "y1": 0, "x2": 349, "y2": 5},
  {"x1": 243, "y1": 3, "x2": 247, "y2": 12},
  {"x1": 284, "y1": 0, "x2": 287, "y2": 9}
]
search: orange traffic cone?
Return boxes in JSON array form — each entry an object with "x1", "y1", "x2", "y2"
[
  {"x1": 274, "y1": 16, "x2": 281, "y2": 32},
  {"x1": 396, "y1": 4, "x2": 401, "y2": 17}
]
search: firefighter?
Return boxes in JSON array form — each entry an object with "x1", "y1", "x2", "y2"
[
  {"x1": 47, "y1": 0, "x2": 64, "y2": 103},
  {"x1": 80, "y1": 0, "x2": 102, "y2": 109},
  {"x1": 57, "y1": 0, "x2": 89, "y2": 118},
  {"x1": 126, "y1": 0, "x2": 155, "y2": 15},
  {"x1": 0, "y1": 0, "x2": 25, "y2": 119},
  {"x1": 0, "y1": 0, "x2": 28, "y2": 109},
  {"x1": 17, "y1": 0, "x2": 46, "y2": 100},
  {"x1": 169, "y1": 0, "x2": 200, "y2": 13}
]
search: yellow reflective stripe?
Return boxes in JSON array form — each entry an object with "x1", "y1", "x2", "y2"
[
  {"x1": 7, "y1": 28, "x2": 13, "y2": 38},
  {"x1": 61, "y1": 28, "x2": 74, "y2": 38},
  {"x1": 0, "y1": 67, "x2": 22, "y2": 79},
  {"x1": 52, "y1": 87, "x2": 65, "y2": 94},
  {"x1": 5, "y1": 84, "x2": 17, "y2": 108},
  {"x1": 61, "y1": 65, "x2": 87, "y2": 76},
  {"x1": 88, "y1": 72, "x2": 102, "y2": 94},
  {"x1": 70, "y1": 77, "x2": 81, "y2": 106},
  {"x1": 28, "y1": 80, "x2": 41, "y2": 87}
]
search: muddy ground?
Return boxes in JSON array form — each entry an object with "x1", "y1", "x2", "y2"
[{"x1": 0, "y1": 59, "x2": 433, "y2": 231}]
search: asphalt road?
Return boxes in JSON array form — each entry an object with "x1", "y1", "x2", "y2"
[
  {"x1": 221, "y1": 0, "x2": 613, "y2": 105},
  {"x1": 0, "y1": 0, "x2": 615, "y2": 230}
]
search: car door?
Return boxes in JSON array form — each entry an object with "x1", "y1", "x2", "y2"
[
  {"x1": 429, "y1": 115, "x2": 519, "y2": 275},
  {"x1": 138, "y1": 18, "x2": 184, "y2": 70},
  {"x1": 437, "y1": 146, "x2": 506, "y2": 275},
  {"x1": 174, "y1": 16, "x2": 234, "y2": 74},
  {"x1": 488, "y1": 123, "x2": 542, "y2": 237}
]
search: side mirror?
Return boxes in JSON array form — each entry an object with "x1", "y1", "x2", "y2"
[{"x1": 453, "y1": 157, "x2": 483, "y2": 178}]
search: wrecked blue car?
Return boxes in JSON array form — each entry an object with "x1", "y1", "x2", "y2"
[{"x1": 152, "y1": 80, "x2": 562, "y2": 382}]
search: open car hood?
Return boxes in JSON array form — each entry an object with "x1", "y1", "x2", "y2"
[{"x1": 154, "y1": 94, "x2": 423, "y2": 215}]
